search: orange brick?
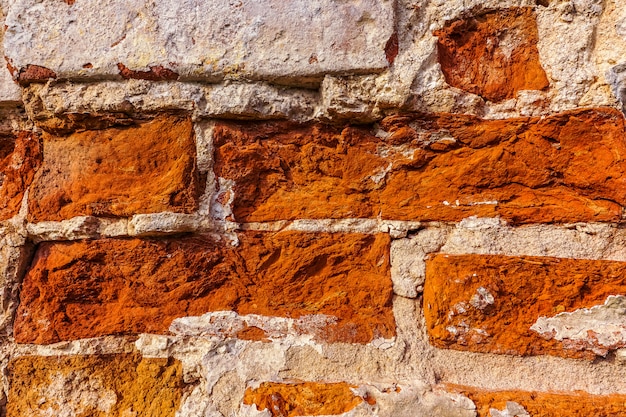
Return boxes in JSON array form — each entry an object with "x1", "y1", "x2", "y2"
[
  {"x1": 15, "y1": 231, "x2": 394, "y2": 344},
  {"x1": 7, "y1": 353, "x2": 186, "y2": 417},
  {"x1": 27, "y1": 115, "x2": 199, "y2": 222},
  {"x1": 448, "y1": 385, "x2": 626, "y2": 417},
  {"x1": 434, "y1": 8, "x2": 549, "y2": 101},
  {"x1": 424, "y1": 254, "x2": 626, "y2": 358},
  {"x1": 0, "y1": 131, "x2": 42, "y2": 220},
  {"x1": 243, "y1": 382, "x2": 363, "y2": 417},
  {"x1": 215, "y1": 108, "x2": 626, "y2": 225}
]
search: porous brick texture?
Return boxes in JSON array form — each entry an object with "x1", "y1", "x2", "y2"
[
  {"x1": 2, "y1": 0, "x2": 626, "y2": 416},
  {"x1": 15, "y1": 232, "x2": 393, "y2": 344}
]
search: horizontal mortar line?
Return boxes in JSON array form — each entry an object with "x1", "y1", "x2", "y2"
[
  {"x1": 432, "y1": 347, "x2": 626, "y2": 395},
  {"x1": 10, "y1": 335, "x2": 137, "y2": 357},
  {"x1": 7, "y1": 332, "x2": 395, "y2": 358},
  {"x1": 22, "y1": 214, "x2": 626, "y2": 240}
]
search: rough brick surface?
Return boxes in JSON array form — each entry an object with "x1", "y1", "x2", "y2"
[
  {"x1": 4, "y1": 0, "x2": 394, "y2": 85},
  {"x1": 450, "y1": 385, "x2": 626, "y2": 417},
  {"x1": 14, "y1": 232, "x2": 394, "y2": 344},
  {"x1": 27, "y1": 115, "x2": 199, "y2": 222},
  {"x1": 215, "y1": 108, "x2": 626, "y2": 224},
  {"x1": 435, "y1": 8, "x2": 549, "y2": 102},
  {"x1": 0, "y1": 131, "x2": 42, "y2": 220},
  {"x1": 7, "y1": 353, "x2": 187, "y2": 417},
  {"x1": 243, "y1": 382, "x2": 363, "y2": 417},
  {"x1": 424, "y1": 253, "x2": 626, "y2": 358},
  {"x1": 4, "y1": 0, "x2": 626, "y2": 414}
]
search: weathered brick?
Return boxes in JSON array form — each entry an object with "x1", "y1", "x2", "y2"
[
  {"x1": 215, "y1": 108, "x2": 626, "y2": 224},
  {"x1": 449, "y1": 385, "x2": 626, "y2": 417},
  {"x1": 424, "y1": 253, "x2": 626, "y2": 358},
  {"x1": 434, "y1": 7, "x2": 549, "y2": 102},
  {"x1": 0, "y1": 131, "x2": 42, "y2": 220},
  {"x1": 5, "y1": 0, "x2": 394, "y2": 85},
  {"x1": 14, "y1": 231, "x2": 394, "y2": 344},
  {"x1": 7, "y1": 353, "x2": 187, "y2": 417},
  {"x1": 27, "y1": 115, "x2": 199, "y2": 222},
  {"x1": 243, "y1": 382, "x2": 363, "y2": 417}
]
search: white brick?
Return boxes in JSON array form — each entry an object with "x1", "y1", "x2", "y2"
[{"x1": 4, "y1": 0, "x2": 395, "y2": 86}]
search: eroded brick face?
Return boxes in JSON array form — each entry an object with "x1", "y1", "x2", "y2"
[
  {"x1": 215, "y1": 108, "x2": 626, "y2": 224},
  {"x1": 0, "y1": 131, "x2": 42, "y2": 220},
  {"x1": 434, "y1": 7, "x2": 549, "y2": 101},
  {"x1": 14, "y1": 231, "x2": 394, "y2": 344},
  {"x1": 243, "y1": 382, "x2": 363, "y2": 417},
  {"x1": 27, "y1": 115, "x2": 199, "y2": 222},
  {"x1": 449, "y1": 385, "x2": 626, "y2": 417},
  {"x1": 424, "y1": 254, "x2": 626, "y2": 359},
  {"x1": 7, "y1": 353, "x2": 187, "y2": 417}
]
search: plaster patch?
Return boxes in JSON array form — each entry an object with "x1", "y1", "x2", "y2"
[
  {"x1": 170, "y1": 312, "x2": 336, "y2": 353},
  {"x1": 489, "y1": 401, "x2": 530, "y2": 417},
  {"x1": 469, "y1": 287, "x2": 495, "y2": 311},
  {"x1": 530, "y1": 295, "x2": 626, "y2": 356}
]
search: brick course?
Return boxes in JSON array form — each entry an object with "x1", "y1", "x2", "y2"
[
  {"x1": 215, "y1": 108, "x2": 626, "y2": 224},
  {"x1": 15, "y1": 232, "x2": 394, "y2": 344}
]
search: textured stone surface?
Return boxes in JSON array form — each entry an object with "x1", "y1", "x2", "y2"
[
  {"x1": 0, "y1": 8, "x2": 21, "y2": 103},
  {"x1": 450, "y1": 385, "x2": 626, "y2": 417},
  {"x1": 4, "y1": 0, "x2": 394, "y2": 86},
  {"x1": 15, "y1": 231, "x2": 394, "y2": 344},
  {"x1": 215, "y1": 107, "x2": 626, "y2": 224},
  {"x1": 7, "y1": 353, "x2": 187, "y2": 417},
  {"x1": 536, "y1": 0, "x2": 605, "y2": 110},
  {"x1": 435, "y1": 8, "x2": 549, "y2": 102},
  {"x1": 0, "y1": 131, "x2": 41, "y2": 220},
  {"x1": 424, "y1": 253, "x2": 626, "y2": 358},
  {"x1": 5, "y1": 0, "x2": 626, "y2": 413},
  {"x1": 22, "y1": 81, "x2": 320, "y2": 128},
  {"x1": 27, "y1": 115, "x2": 199, "y2": 222},
  {"x1": 243, "y1": 382, "x2": 363, "y2": 416},
  {"x1": 0, "y1": 232, "x2": 32, "y2": 335}
]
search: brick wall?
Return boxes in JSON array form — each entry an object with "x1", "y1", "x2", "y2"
[{"x1": 1, "y1": 0, "x2": 626, "y2": 416}]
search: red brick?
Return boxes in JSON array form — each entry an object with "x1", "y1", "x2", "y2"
[
  {"x1": 117, "y1": 63, "x2": 179, "y2": 81},
  {"x1": 27, "y1": 115, "x2": 199, "y2": 222},
  {"x1": 424, "y1": 254, "x2": 626, "y2": 358},
  {"x1": 16, "y1": 65, "x2": 57, "y2": 85},
  {"x1": 0, "y1": 131, "x2": 42, "y2": 220},
  {"x1": 243, "y1": 382, "x2": 363, "y2": 417},
  {"x1": 14, "y1": 231, "x2": 394, "y2": 344},
  {"x1": 434, "y1": 8, "x2": 549, "y2": 101},
  {"x1": 448, "y1": 385, "x2": 626, "y2": 417},
  {"x1": 215, "y1": 108, "x2": 626, "y2": 224},
  {"x1": 7, "y1": 353, "x2": 186, "y2": 417}
]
